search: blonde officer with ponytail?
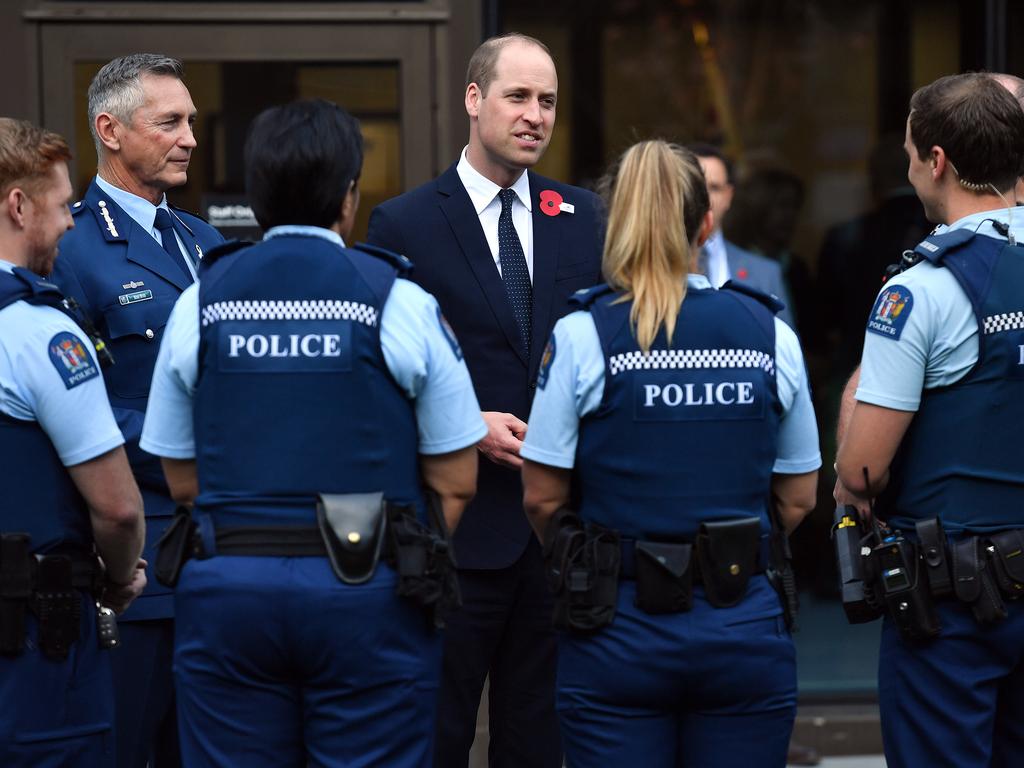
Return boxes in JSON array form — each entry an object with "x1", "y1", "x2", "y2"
[{"x1": 521, "y1": 141, "x2": 821, "y2": 768}]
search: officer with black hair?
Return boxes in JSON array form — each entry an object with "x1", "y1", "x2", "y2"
[
  {"x1": 0, "y1": 117, "x2": 145, "y2": 765},
  {"x1": 141, "y1": 99, "x2": 485, "y2": 767},
  {"x1": 837, "y1": 73, "x2": 1024, "y2": 768}
]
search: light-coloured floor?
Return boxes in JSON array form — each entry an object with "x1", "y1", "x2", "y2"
[{"x1": 802, "y1": 758, "x2": 886, "y2": 768}]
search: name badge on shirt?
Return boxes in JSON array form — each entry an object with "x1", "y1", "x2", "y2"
[{"x1": 118, "y1": 289, "x2": 153, "y2": 306}]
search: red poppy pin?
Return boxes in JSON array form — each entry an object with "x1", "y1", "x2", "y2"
[
  {"x1": 737, "y1": 267, "x2": 749, "y2": 280},
  {"x1": 540, "y1": 189, "x2": 573, "y2": 216}
]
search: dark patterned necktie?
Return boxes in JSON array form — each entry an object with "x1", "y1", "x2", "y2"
[
  {"x1": 154, "y1": 208, "x2": 195, "y2": 282},
  {"x1": 497, "y1": 188, "x2": 533, "y2": 355}
]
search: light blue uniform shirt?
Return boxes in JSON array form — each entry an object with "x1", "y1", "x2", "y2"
[
  {"x1": 857, "y1": 210, "x2": 1024, "y2": 410},
  {"x1": 521, "y1": 274, "x2": 822, "y2": 473},
  {"x1": 95, "y1": 174, "x2": 197, "y2": 279},
  {"x1": 0, "y1": 259, "x2": 124, "y2": 465},
  {"x1": 141, "y1": 226, "x2": 487, "y2": 458}
]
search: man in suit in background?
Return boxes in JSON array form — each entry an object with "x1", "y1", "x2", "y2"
[
  {"x1": 368, "y1": 33, "x2": 603, "y2": 768},
  {"x1": 689, "y1": 143, "x2": 794, "y2": 326},
  {"x1": 50, "y1": 53, "x2": 224, "y2": 768}
]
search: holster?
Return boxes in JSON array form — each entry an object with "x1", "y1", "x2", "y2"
[
  {"x1": 634, "y1": 541, "x2": 693, "y2": 614},
  {"x1": 543, "y1": 510, "x2": 620, "y2": 633},
  {"x1": 986, "y1": 529, "x2": 1024, "y2": 600},
  {"x1": 155, "y1": 507, "x2": 196, "y2": 588},
  {"x1": 317, "y1": 492, "x2": 388, "y2": 585},
  {"x1": 0, "y1": 533, "x2": 32, "y2": 655},
  {"x1": 915, "y1": 518, "x2": 952, "y2": 598},
  {"x1": 29, "y1": 555, "x2": 81, "y2": 661},
  {"x1": 696, "y1": 517, "x2": 761, "y2": 608},
  {"x1": 385, "y1": 492, "x2": 460, "y2": 630},
  {"x1": 951, "y1": 537, "x2": 1007, "y2": 624}
]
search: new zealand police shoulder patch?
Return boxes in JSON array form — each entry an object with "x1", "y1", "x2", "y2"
[
  {"x1": 537, "y1": 334, "x2": 556, "y2": 390},
  {"x1": 867, "y1": 284, "x2": 914, "y2": 341},
  {"x1": 436, "y1": 306, "x2": 462, "y2": 360},
  {"x1": 48, "y1": 331, "x2": 99, "y2": 389}
]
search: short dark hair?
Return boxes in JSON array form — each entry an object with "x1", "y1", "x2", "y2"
[
  {"x1": 0, "y1": 118, "x2": 71, "y2": 198},
  {"x1": 466, "y1": 33, "x2": 552, "y2": 96},
  {"x1": 686, "y1": 142, "x2": 734, "y2": 184},
  {"x1": 244, "y1": 100, "x2": 363, "y2": 230},
  {"x1": 909, "y1": 73, "x2": 1024, "y2": 194}
]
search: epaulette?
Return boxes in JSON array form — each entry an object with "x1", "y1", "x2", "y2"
[
  {"x1": 569, "y1": 283, "x2": 614, "y2": 309},
  {"x1": 720, "y1": 279, "x2": 785, "y2": 314},
  {"x1": 913, "y1": 228, "x2": 976, "y2": 264},
  {"x1": 70, "y1": 200, "x2": 87, "y2": 217},
  {"x1": 352, "y1": 242, "x2": 413, "y2": 275},
  {"x1": 198, "y1": 239, "x2": 252, "y2": 272}
]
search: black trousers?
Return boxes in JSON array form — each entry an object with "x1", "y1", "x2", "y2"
[{"x1": 435, "y1": 536, "x2": 562, "y2": 768}]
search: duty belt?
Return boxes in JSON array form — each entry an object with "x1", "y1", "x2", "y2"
[{"x1": 618, "y1": 535, "x2": 772, "y2": 582}]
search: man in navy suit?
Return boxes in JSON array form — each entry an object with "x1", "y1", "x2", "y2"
[
  {"x1": 51, "y1": 53, "x2": 224, "y2": 768},
  {"x1": 368, "y1": 33, "x2": 603, "y2": 768},
  {"x1": 689, "y1": 143, "x2": 794, "y2": 326}
]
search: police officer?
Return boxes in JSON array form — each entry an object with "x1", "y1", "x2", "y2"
[
  {"x1": 0, "y1": 118, "x2": 146, "y2": 765},
  {"x1": 50, "y1": 53, "x2": 225, "y2": 768},
  {"x1": 521, "y1": 141, "x2": 821, "y2": 768},
  {"x1": 836, "y1": 73, "x2": 1024, "y2": 768},
  {"x1": 140, "y1": 99, "x2": 485, "y2": 767}
]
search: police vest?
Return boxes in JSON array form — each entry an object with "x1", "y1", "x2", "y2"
[
  {"x1": 0, "y1": 268, "x2": 92, "y2": 553},
  {"x1": 882, "y1": 229, "x2": 1024, "y2": 533},
  {"x1": 193, "y1": 236, "x2": 422, "y2": 527},
  {"x1": 573, "y1": 282, "x2": 782, "y2": 540}
]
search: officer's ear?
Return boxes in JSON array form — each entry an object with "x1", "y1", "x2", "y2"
[
  {"x1": 3, "y1": 186, "x2": 30, "y2": 229},
  {"x1": 94, "y1": 112, "x2": 122, "y2": 153},
  {"x1": 336, "y1": 179, "x2": 360, "y2": 242},
  {"x1": 694, "y1": 209, "x2": 715, "y2": 248}
]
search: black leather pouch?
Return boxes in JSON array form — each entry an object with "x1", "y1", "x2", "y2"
[
  {"x1": 697, "y1": 517, "x2": 761, "y2": 608},
  {"x1": 0, "y1": 533, "x2": 32, "y2": 655},
  {"x1": 155, "y1": 507, "x2": 196, "y2": 588},
  {"x1": 987, "y1": 529, "x2": 1024, "y2": 600},
  {"x1": 634, "y1": 541, "x2": 693, "y2": 614},
  {"x1": 317, "y1": 492, "x2": 387, "y2": 585},
  {"x1": 952, "y1": 537, "x2": 1007, "y2": 624}
]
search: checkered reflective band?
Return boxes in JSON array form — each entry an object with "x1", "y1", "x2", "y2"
[
  {"x1": 983, "y1": 311, "x2": 1024, "y2": 335},
  {"x1": 201, "y1": 300, "x2": 378, "y2": 328},
  {"x1": 608, "y1": 348, "x2": 775, "y2": 376}
]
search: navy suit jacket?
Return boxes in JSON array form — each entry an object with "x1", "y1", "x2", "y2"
[
  {"x1": 367, "y1": 164, "x2": 603, "y2": 569},
  {"x1": 51, "y1": 178, "x2": 224, "y2": 620}
]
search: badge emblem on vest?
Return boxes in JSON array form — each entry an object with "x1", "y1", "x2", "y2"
[
  {"x1": 48, "y1": 331, "x2": 99, "y2": 389},
  {"x1": 867, "y1": 285, "x2": 913, "y2": 340}
]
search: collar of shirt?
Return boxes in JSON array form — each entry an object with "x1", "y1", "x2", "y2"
[
  {"x1": 0, "y1": 259, "x2": 15, "y2": 274},
  {"x1": 263, "y1": 225, "x2": 345, "y2": 248},
  {"x1": 687, "y1": 273, "x2": 713, "y2": 289},
  {"x1": 944, "y1": 208, "x2": 1024, "y2": 241},
  {"x1": 94, "y1": 174, "x2": 170, "y2": 237},
  {"x1": 456, "y1": 147, "x2": 533, "y2": 214},
  {"x1": 703, "y1": 230, "x2": 730, "y2": 287}
]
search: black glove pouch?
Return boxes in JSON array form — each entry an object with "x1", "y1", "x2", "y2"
[
  {"x1": 987, "y1": 529, "x2": 1024, "y2": 600},
  {"x1": 29, "y1": 555, "x2": 80, "y2": 661},
  {"x1": 155, "y1": 507, "x2": 196, "y2": 588},
  {"x1": 952, "y1": 537, "x2": 1007, "y2": 624},
  {"x1": 696, "y1": 517, "x2": 761, "y2": 608},
  {"x1": 634, "y1": 541, "x2": 693, "y2": 614},
  {"x1": 317, "y1": 492, "x2": 387, "y2": 585}
]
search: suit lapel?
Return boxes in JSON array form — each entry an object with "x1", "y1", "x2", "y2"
[
  {"x1": 528, "y1": 173, "x2": 559, "y2": 377},
  {"x1": 437, "y1": 167, "x2": 528, "y2": 367},
  {"x1": 169, "y1": 209, "x2": 205, "y2": 265}
]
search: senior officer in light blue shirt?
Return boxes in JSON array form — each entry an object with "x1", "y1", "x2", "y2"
[
  {"x1": 837, "y1": 73, "x2": 1024, "y2": 768},
  {"x1": 520, "y1": 141, "x2": 820, "y2": 768},
  {"x1": 141, "y1": 99, "x2": 485, "y2": 768}
]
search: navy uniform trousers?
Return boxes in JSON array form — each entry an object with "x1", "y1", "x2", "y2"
[
  {"x1": 879, "y1": 599, "x2": 1024, "y2": 768},
  {"x1": 556, "y1": 577, "x2": 796, "y2": 768},
  {"x1": 0, "y1": 595, "x2": 114, "y2": 767},
  {"x1": 173, "y1": 556, "x2": 441, "y2": 768}
]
